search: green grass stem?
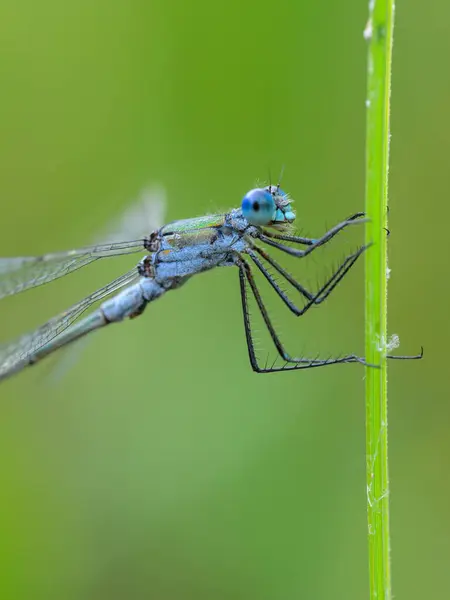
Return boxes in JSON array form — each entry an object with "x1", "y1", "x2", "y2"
[{"x1": 364, "y1": 1, "x2": 395, "y2": 599}]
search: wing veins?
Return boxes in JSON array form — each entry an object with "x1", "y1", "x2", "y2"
[
  {"x1": 0, "y1": 239, "x2": 146, "y2": 299},
  {"x1": 0, "y1": 269, "x2": 138, "y2": 377}
]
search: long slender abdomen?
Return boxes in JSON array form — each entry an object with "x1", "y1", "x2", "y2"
[{"x1": 4, "y1": 278, "x2": 167, "y2": 380}]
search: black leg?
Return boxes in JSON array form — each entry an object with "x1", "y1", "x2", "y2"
[
  {"x1": 259, "y1": 212, "x2": 366, "y2": 247},
  {"x1": 387, "y1": 348, "x2": 423, "y2": 360},
  {"x1": 237, "y1": 258, "x2": 374, "y2": 373},
  {"x1": 246, "y1": 244, "x2": 368, "y2": 315}
]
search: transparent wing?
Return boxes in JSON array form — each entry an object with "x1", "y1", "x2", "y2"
[
  {"x1": 0, "y1": 239, "x2": 146, "y2": 300},
  {"x1": 97, "y1": 184, "x2": 166, "y2": 243},
  {"x1": 0, "y1": 269, "x2": 138, "y2": 380},
  {"x1": 45, "y1": 184, "x2": 167, "y2": 381},
  {"x1": 0, "y1": 183, "x2": 166, "y2": 300}
]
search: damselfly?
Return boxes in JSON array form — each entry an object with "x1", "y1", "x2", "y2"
[{"x1": 0, "y1": 185, "x2": 421, "y2": 381}]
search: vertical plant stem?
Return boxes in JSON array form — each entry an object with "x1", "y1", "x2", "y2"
[{"x1": 364, "y1": 1, "x2": 394, "y2": 600}]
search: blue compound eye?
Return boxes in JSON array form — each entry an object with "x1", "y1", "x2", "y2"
[{"x1": 241, "y1": 188, "x2": 276, "y2": 225}]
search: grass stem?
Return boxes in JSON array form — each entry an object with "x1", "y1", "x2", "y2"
[{"x1": 364, "y1": 1, "x2": 395, "y2": 599}]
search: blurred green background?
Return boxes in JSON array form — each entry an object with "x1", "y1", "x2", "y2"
[{"x1": 0, "y1": 1, "x2": 446, "y2": 599}]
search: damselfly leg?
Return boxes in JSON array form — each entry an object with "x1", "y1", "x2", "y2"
[
  {"x1": 258, "y1": 212, "x2": 366, "y2": 256},
  {"x1": 237, "y1": 238, "x2": 422, "y2": 373},
  {"x1": 246, "y1": 244, "x2": 368, "y2": 315},
  {"x1": 237, "y1": 247, "x2": 377, "y2": 373}
]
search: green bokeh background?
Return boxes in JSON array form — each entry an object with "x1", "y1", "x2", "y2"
[{"x1": 0, "y1": 2, "x2": 446, "y2": 599}]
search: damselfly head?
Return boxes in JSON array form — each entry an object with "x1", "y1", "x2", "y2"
[
  {"x1": 266, "y1": 185, "x2": 296, "y2": 225},
  {"x1": 241, "y1": 186, "x2": 296, "y2": 228}
]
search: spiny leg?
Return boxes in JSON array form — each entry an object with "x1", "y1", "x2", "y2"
[
  {"x1": 258, "y1": 212, "x2": 366, "y2": 257},
  {"x1": 246, "y1": 244, "x2": 368, "y2": 315},
  {"x1": 237, "y1": 258, "x2": 371, "y2": 373},
  {"x1": 261, "y1": 212, "x2": 366, "y2": 245},
  {"x1": 238, "y1": 265, "x2": 261, "y2": 373},
  {"x1": 247, "y1": 246, "x2": 313, "y2": 302},
  {"x1": 256, "y1": 231, "x2": 423, "y2": 360},
  {"x1": 387, "y1": 348, "x2": 423, "y2": 360}
]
